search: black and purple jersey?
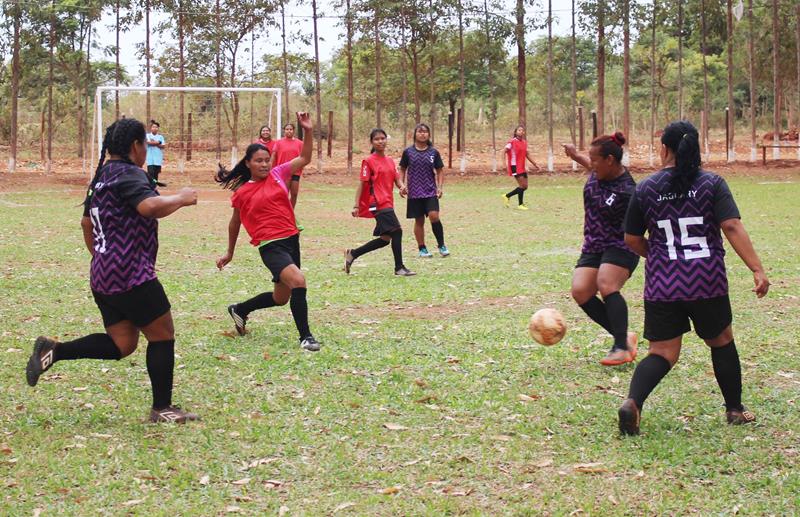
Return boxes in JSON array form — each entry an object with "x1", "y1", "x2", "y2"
[
  {"x1": 84, "y1": 161, "x2": 160, "y2": 295},
  {"x1": 399, "y1": 145, "x2": 443, "y2": 199},
  {"x1": 582, "y1": 169, "x2": 636, "y2": 254},
  {"x1": 625, "y1": 168, "x2": 740, "y2": 302}
]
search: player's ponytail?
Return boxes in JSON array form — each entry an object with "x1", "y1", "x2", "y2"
[
  {"x1": 369, "y1": 128, "x2": 387, "y2": 154},
  {"x1": 661, "y1": 121, "x2": 701, "y2": 193},
  {"x1": 215, "y1": 143, "x2": 265, "y2": 190},
  {"x1": 83, "y1": 122, "x2": 116, "y2": 210},
  {"x1": 590, "y1": 131, "x2": 626, "y2": 163}
]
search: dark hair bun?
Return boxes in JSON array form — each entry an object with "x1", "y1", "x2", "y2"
[{"x1": 613, "y1": 132, "x2": 626, "y2": 146}]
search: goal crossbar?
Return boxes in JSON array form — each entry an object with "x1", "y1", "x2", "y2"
[{"x1": 91, "y1": 86, "x2": 282, "y2": 178}]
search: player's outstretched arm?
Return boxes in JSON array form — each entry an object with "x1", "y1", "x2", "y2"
[
  {"x1": 288, "y1": 112, "x2": 313, "y2": 175},
  {"x1": 80, "y1": 216, "x2": 94, "y2": 256},
  {"x1": 562, "y1": 143, "x2": 591, "y2": 171},
  {"x1": 721, "y1": 218, "x2": 770, "y2": 298},
  {"x1": 137, "y1": 187, "x2": 197, "y2": 219},
  {"x1": 217, "y1": 208, "x2": 241, "y2": 270}
]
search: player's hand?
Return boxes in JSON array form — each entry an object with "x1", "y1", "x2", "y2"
[
  {"x1": 351, "y1": 207, "x2": 359, "y2": 218},
  {"x1": 178, "y1": 187, "x2": 198, "y2": 206},
  {"x1": 562, "y1": 143, "x2": 577, "y2": 157},
  {"x1": 399, "y1": 186, "x2": 408, "y2": 198},
  {"x1": 437, "y1": 188, "x2": 443, "y2": 199},
  {"x1": 297, "y1": 112, "x2": 312, "y2": 131},
  {"x1": 752, "y1": 269, "x2": 770, "y2": 298},
  {"x1": 216, "y1": 252, "x2": 233, "y2": 270}
]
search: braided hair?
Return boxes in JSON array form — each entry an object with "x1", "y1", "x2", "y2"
[
  {"x1": 83, "y1": 118, "x2": 147, "y2": 210},
  {"x1": 215, "y1": 143, "x2": 268, "y2": 190},
  {"x1": 661, "y1": 121, "x2": 701, "y2": 193}
]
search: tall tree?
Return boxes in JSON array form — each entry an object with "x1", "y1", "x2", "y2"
[
  {"x1": 483, "y1": 0, "x2": 498, "y2": 171},
  {"x1": 145, "y1": 0, "x2": 151, "y2": 122},
  {"x1": 346, "y1": 0, "x2": 354, "y2": 174},
  {"x1": 216, "y1": 0, "x2": 222, "y2": 161},
  {"x1": 570, "y1": 0, "x2": 577, "y2": 164},
  {"x1": 515, "y1": 0, "x2": 526, "y2": 126},
  {"x1": 546, "y1": 0, "x2": 553, "y2": 171},
  {"x1": 9, "y1": 0, "x2": 21, "y2": 172},
  {"x1": 726, "y1": 0, "x2": 734, "y2": 161},
  {"x1": 47, "y1": 0, "x2": 55, "y2": 174},
  {"x1": 747, "y1": 0, "x2": 755, "y2": 160},
  {"x1": 280, "y1": 2, "x2": 290, "y2": 122},
  {"x1": 374, "y1": 5, "x2": 382, "y2": 127},
  {"x1": 115, "y1": 0, "x2": 121, "y2": 119},
  {"x1": 649, "y1": 0, "x2": 656, "y2": 166},
  {"x1": 311, "y1": 0, "x2": 323, "y2": 170},
  {"x1": 596, "y1": 0, "x2": 605, "y2": 134},
  {"x1": 771, "y1": 0, "x2": 780, "y2": 159},
  {"x1": 701, "y1": 0, "x2": 711, "y2": 158},
  {"x1": 677, "y1": 0, "x2": 683, "y2": 119},
  {"x1": 458, "y1": 0, "x2": 466, "y2": 172},
  {"x1": 622, "y1": 0, "x2": 630, "y2": 159}
]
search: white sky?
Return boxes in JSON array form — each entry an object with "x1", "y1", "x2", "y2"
[{"x1": 100, "y1": 0, "x2": 579, "y2": 85}]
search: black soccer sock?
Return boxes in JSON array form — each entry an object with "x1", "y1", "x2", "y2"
[
  {"x1": 290, "y1": 287, "x2": 312, "y2": 339},
  {"x1": 390, "y1": 229, "x2": 404, "y2": 271},
  {"x1": 505, "y1": 187, "x2": 521, "y2": 199},
  {"x1": 603, "y1": 291, "x2": 630, "y2": 351},
  {"x1": 711, "y1": 340, "x2": 743, "y2": 411},
  {"x1": 431, "y1": 221, "x2": 445, "y2": 248},
  {"x1": 518, "y1": 189, "x2": 525, "y2": 205},
  {"x1": 627, "y1": 354, "x2": 672, "y2": 410},
  {"x1": 237, "y1": 292, "x2": 276, "y2": 317},
  {"x1": 351, "y1": 237, "x2": 389, "y2": 259},
  {"x1": 146, "y1": 340, "x2": 174, "y2": 410},
  {"x1": 54, "y1": 333, "x2": 121, "y2": 361},
  {"x1": 578, "y1": 296, "x2": 614, "y2": 335}
]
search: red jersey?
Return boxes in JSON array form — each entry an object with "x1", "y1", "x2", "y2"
[
  {"x1": 272, "y1": 138, "x2": 304, "y2": 175},
  {"x1": 231, "y1": 162, "x2": 298, "y2": 245},
  {"x1": 254, "y1": 137, "x2": 276, "y2": 154},
  {"x1": 505, "y1": 137, "x2": 528, "y2": 175},
  {"x1": 358, "y1": 154, "x2": 398, "y2": 216}
]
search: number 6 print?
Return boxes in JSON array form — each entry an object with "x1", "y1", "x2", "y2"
[{"x1": 656, "y1": 216, "x2": 710, "y2": 260}]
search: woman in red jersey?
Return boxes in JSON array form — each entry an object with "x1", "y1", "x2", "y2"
[
  {"x1": 503, "y1": 125, "x2": 540, "y2": 210},
  {"x1": 254, "y1": 125, "x2": 276, "y2": 155},
  {"x1": 344, "y1": 128, "x2": 415, "y2": 277},
  {"x1": 271, "y1": 122, "x2": 304, "y2": 207},
  {"x1": 215, "y1": 112, "x2": 320, "y2": 352}
]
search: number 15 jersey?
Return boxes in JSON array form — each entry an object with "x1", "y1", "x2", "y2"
[{"x1": 625, "y1": 168, "x2": 740, "y2": 302}]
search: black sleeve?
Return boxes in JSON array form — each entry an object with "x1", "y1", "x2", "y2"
[
  {"x1": 291, "y1": 175, "x2": 301, "y2": 182},
  {"x1": 713, "y1": 178, "x2": 741, "y2": 223},
  {"x1": 624, "y1": 189, "x2": 646, "y2": 236},
  {"x1": 433, "y1": 149, "x2": 444, "y2": 169},
  {"x1": 399, "y1": 148, "x2": 410, "y2": 169},
  {"x1": 116, "y1": 169, "x2": 158, "y2": 209}
]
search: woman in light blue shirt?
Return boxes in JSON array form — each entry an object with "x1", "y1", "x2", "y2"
[{"x1": 146, "y1": 120, "x2": 166, "y2": 183}]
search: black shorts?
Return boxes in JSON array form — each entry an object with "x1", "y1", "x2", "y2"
[
  {"x1": 92, "y1": 278, "x2": 171, "y2": 328},
  {"x1": 373, "y1": 208, "x2": 402, "y2": 236},
  {"x1": 575, "y1": 247, "x2": 640, "y2": 275},
  {"x1": 147, "y1": 165, "x2": 162, "y2": 179},
  {"x1": 644, "y1": 295, "x2": 733, "y2": 341},
  {"x1": 259, "y1": 233, "x2": 301, "y2": 283},
  {"x1": 406, "y1": 196, "x2": 440, "y2": 219},
  {"x1": 510, "y1": 166, "x2": 527, "y2": 178}
]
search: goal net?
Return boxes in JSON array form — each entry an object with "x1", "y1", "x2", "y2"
[{"x1": 90, "y1": 86, "x2": 282, "y2": 178}]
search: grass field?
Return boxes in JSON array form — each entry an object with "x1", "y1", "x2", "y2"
[{"x1": 1, "y1": 171, "x2": 799, "y2": 515}]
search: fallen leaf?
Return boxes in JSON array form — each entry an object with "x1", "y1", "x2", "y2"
[
  {"x1": 32, "y1": 509, "x2": 42, "y2": 517},
  {"x1": 0, "y1": 446, "x2": 11, "y2": 455},
  {"x1": 382, "y1": 423, "x2": 408, "y2": 431},
  {"x1": 5, "y1": 348, "x2": 22, "y2": 353},
  {"x1": 534, "y1": 458, "x2": 553, "y2": 468},
  {"x1": 574, "y1": 462, "x2": 608, "y2": 474},
  {"x1": 90, "y1": 433, "x2": 112, "y2": 439},
  {"x1": 278, "y1": 506, "x2": 290, "y2": 516},
  {"x1": 231, "y1": 477, "x2": 251, "y2": 486},
  {"x1": 518, "y1": 393, "x2": 541, "y2": 402},
  {"x1": 199, "y1": 475, "x2": 210, "y2": 485},
  {"x1": 73, "y1": 387, "x2": 88, "y2": 392},
  {"x1": 225, "y1": 506, "x2": 242, "y2": 513},
  {"x1": 122, "y1": 499, "x2": 143, "y2": 507},
  {"x1": 490, "y1": 434, "x2": 512, "y2": 442},
  {"x1": 220, "y1": 331, "x2": 239, "y2": 338},
  {"x1": 445, "y1": 356, "x2": 460, "y2": 364},
  {"x1": 379, "y1": 485, "x2": 402, "y2": 495},
  {"x1": 333, "y1": 502, "x2": 356, "y2": 513},
  {"x1": 442, "y1": 486, "x2": 473, "y2": 496},
  {"x1": 402, "y1": 459, "x2": 421, "y2": 467},
  {"x1": 414, "y1": 378, "x2": 428, "y2": 388},
  {"x1": 414, "y1": 395, "x2": 436, "y2": 404},
  {"x1": 264, "y1": 480, "x2": 284, "y2": 488},
  {"x1": 262, "y1": 351, "x2": 271, "y2": 360},
  {"x1": 234, "y1": 496, "x2": 253, "y2": 502}
]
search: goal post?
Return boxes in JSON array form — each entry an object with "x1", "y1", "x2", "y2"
[{"x1": 91, "y1": 85, "x2": 282, "y2": 179}]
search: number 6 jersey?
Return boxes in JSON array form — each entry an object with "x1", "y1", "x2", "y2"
[{"x1": 624, "y1": 168, "x2": 740, "y2": 302}]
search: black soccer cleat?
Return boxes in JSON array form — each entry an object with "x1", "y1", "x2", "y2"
[
  {"x1": 344, "y1": 249, "x2": 355, "y2": 275},
  {"x1": 227, "y1": 304, "x2": 247, "y2": 336},
  {"x1": 26, "y1": 336, "x2": 58, "y2": 387},
  {"x1": 149, "y1": 406, "x2": 200, "y2": 424},
  {"x1": 299, "y1": 335, "x2": 321, "y2": 352}
]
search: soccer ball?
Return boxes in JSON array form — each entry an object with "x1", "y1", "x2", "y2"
[{"x1": 528, "y1": 308, "x2": 567, "y2": 346}]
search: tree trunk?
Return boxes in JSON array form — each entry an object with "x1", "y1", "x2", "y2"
[
  {"x1": 10, "y1": 0, "x2": 21, "y2": 172},
  {"x1": 179, "y1": 0, "x2": 186, "y2": 170},
  {"x1": 230, "y1": 54, "x2": 239, "y2": 164},
  {"x1": 547, "y1": 0, "x2": 553, "y2": 171},
  {"x1": 312, "y1": 0, "x2": 323, "y2": 170},
  {"x1": 677, "y1": 0, "x2": 683, "y2": 119},
  {"x1": 650, "y1": 0, "x2": 656, "y2": 166},
  {"x1": 570, "y1": 0, "x2": 577, "y2": 148},
  {"x1": 797, "y1": 5, "x2": 800, "y2": 134},
  {"x1": 47, "y1": 0, "x2": 55, "y2": 173},
  {"x1": 748, "y1": 0, "x2": 756, "y2": 160},
  {"x1": 346, "y1": 0, "x2": 354, "y2": 174},
  {"x1": 458, "y1": 1, "x2": 466, "y2": 172},
  {"x1": 374, "y1": 9, "x2": 382, "y2": 127},
  {"x1": 726, "y1": 0, "x2": 735, "y2": 161},
  {"x1": 216, "y1": 0, "x2": 222, "y2": 160},
  {"x1": 281, "y1": 2, "x2": 290, "y2": 123},
  {"x1": 484, "y1": 0, "x2": 497, "y2": 172},
  {"x1": 772, "y1": 0, "x2": 780, "y2": 159},
  {"x1": 701, "y1": 0, "x2": 711, "y2": 158},
  {"x1": 115, "y1": 0, "x2": 120, "y2": 120},
  {"x1": 146, "y1": 0, "x2": 151, "y2": 122},
  {"x1": 597, "y1": 0, "x2": 605, "y2": 135},
  {"x1": 623, "y1": 0, "x2": 630, "y2": 159},
  {"x1": 250, "y1": 32, "x2": 255, "y2": 141},
  {"x1": 401, "y1": 16, "x2": 408, "y2": 148},
  {"x1": 412, "y1": 47, "x2": 421, "y2": 124},
  {"x1": 429, "y1": 0, "x2": 435, "y2": 141},
  {"x1": 515, "y1": 0, "x2": 526, "y2": 127}
]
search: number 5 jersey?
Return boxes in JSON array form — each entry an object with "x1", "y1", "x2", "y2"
[{"x1": 624, "y1": 168, "x2": 741, "y2": 302}]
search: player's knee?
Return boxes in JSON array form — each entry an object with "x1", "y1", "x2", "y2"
[
  {"x1": 520, "y1": 185, "x2": 528, "y2": 191},
  {"x1": 429, "y1": 214, "x2": 440, "y2": 223},
  {"x1": 597, "y1": 280, "x2": 621, "y2": 298},
  {"x1": 391, "y1": 228, "x2": 403, "y2": 239},
  {"x1": 571, "y1": 285, "x2": 594, "y2": 305},
  {"x1": 273, "y1": 292, "x2": 290, "y2": 306},
  {"x1": 114, "y1": 338, "x2": 138, "y2": 358}
]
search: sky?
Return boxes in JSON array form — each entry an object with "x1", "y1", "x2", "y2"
[{"x1": 98, "y1": 0, "x2": 580, "y2": 86}]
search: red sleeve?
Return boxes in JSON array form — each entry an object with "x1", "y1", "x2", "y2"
[{"x1": 359, "y1": 159, "x2": 372, "y2": 182}]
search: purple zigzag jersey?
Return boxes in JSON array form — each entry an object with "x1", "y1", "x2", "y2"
[
  {"x1": 582, "y1": 169, "x2": 636, "y2": 253},
  {"x1": 636, "y1": 169, "x2": 729, "y2": 302},
  {"x1": 401, "y1": 146, "x2": 442, "y2": 199},
  {"x1": 88, "y1": 162, "x2": 159, "y2": 295}
]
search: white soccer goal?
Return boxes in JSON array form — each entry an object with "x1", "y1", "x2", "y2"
[{"x1": 90, "y1": 85, "x2": 282, "y2": 179}]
